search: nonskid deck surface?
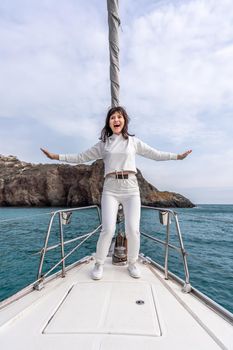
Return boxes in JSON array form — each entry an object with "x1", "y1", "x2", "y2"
[{"x1": 0, "y1": 257, "x2": 232, "y2": 350}]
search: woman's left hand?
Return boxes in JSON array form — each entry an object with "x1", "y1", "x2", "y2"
[{"x1": 177, "y1": 150, "x2": 192, "y2": 160}]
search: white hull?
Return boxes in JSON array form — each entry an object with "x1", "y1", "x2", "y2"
[{"x1": 0, "y1": 256, "x2": 232, "y2": 350}]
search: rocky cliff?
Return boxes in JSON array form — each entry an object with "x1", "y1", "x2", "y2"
[{"x1": 0, "y1": 155, "x2": 194, "y2": 207}]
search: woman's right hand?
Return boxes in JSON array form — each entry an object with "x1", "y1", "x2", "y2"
[{"x1": 40, "y1": 148, "x2": 59, "y2": 160}]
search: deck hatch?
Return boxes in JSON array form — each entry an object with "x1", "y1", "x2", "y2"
[{"x1": 44, "y1": 281, "x2": 161, "y2": 336}]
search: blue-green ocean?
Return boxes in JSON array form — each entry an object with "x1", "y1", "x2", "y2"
[{"x1": 0, "y1": 205, "x2": 232, "y2": 314}]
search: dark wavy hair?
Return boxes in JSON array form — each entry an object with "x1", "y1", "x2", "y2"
[{"x1": 99, "y1": 106, "x2": 134, "y2": 142}]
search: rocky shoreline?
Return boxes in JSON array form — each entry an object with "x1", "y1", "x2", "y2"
[{"x1": 0, "y1": 155, "x2": 194, "y2": 208}]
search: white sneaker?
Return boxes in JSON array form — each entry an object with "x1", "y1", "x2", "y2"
[
  {"x1": 91, "y1": 263, "x2": 103, "y2": 280},
  {"x1": 127, "y1": 263, "x2": 141, "y2": 279}
]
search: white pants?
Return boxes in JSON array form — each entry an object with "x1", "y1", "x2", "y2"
[{"x1": 95, "y1": 174, "x2": 141, "y2": 265}]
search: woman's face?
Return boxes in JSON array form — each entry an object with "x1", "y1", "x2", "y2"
[{"x1": 109, "y1": 111, "x2": 125, "y2": 134}]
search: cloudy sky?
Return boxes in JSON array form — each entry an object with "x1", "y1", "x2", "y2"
[{"x1": 0, "y1": 0, "x2": 233, "y2": 204}]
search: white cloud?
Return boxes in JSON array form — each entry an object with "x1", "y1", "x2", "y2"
[
  {"x1": 0, "y1": 0, "x2": 110, "y2": 129},
  {"x1": 121, "y1": 0, "x2": 233, "y2": 147}
]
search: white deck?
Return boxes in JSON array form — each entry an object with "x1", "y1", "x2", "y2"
[{"x1": 0, "y1": 257, "x2": 232, "y2": 350}]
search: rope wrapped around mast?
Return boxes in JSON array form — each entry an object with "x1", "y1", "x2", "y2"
[{"x1": 107, "y1": 0, "x2": 120, "y2": 107}]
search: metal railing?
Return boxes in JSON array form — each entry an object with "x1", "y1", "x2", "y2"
[
  {"x1": 33, "y1": 204, "x2": 190, "y2": 292},
  {"x1": 140, "y1": 206, "x2": 192, "y2": 293},
  {"x1": 34, "y1": 205, "x2": 102, "y2": 290}
]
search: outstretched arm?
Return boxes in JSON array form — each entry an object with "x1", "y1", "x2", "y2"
[
  {"x1": 40, "y1": 148, "x2": 59, "y2": 160},
  {"x1": 134, "y1": 138, "x2": 192, "y2": 161},
  {"x1": 177, "y1": 150, "x2": 192, "y2": 160},
  {"x1": 40, "y1": 141, "x2": 104, "y2": 164}
]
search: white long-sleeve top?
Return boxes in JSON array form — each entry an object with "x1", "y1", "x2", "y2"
[{"x1": 59, "y1": 134, "x2": 178, "y2": 177}]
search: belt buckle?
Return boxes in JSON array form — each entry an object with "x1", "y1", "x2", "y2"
[{"x1": 116, "y1": 174, "x2": 128, "y2": 179}]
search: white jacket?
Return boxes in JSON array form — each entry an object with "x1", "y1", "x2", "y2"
[{"x1": 59, "y1": 134, "x2": 177, "y2": 177}]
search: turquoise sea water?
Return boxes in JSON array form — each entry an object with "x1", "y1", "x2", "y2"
[{"x1": 0, "y1": 205, "x2": 232, "y2": 314}]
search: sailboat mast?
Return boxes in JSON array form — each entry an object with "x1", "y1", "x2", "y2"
[{"x1": 107, "y1": 0, "x2": 120, "y2": 107}]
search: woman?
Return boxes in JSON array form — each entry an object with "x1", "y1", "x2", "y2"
[{"x1": 41, "y1": 106, "x2": 192, "y2": 280}]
